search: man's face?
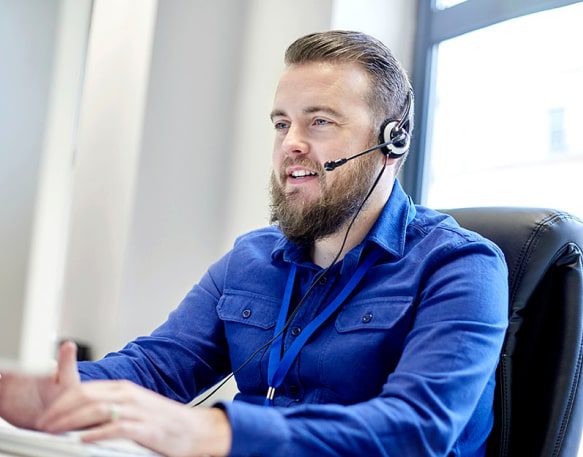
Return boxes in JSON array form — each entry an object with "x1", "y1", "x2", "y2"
[{"x1": 269, "y1": 61, "x2": 381, "y2": 246}]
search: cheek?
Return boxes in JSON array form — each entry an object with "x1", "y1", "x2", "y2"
[{"x1": 324, "y1": 135, "x2": 359, "y2": 160}]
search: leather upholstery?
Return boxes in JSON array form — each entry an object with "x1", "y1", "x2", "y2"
[{"x1": 441, "y1": 208, "x2": 583, "y2": 457}]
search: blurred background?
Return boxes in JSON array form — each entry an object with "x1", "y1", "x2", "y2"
[{"x1": 1, "y1": 0, "x2": 581, "y2": 407}]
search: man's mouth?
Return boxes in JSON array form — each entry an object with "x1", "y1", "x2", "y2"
[
  {"x1": 289, "y1": 170, "x2": 318, "y2": 179},
  {"x1": 282, "y1": 164, "x2": 323, "y2": 188}
]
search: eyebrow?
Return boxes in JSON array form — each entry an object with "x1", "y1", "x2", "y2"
[{"x1": 269, "y1": 106, "x2": 347, "y2": 122}]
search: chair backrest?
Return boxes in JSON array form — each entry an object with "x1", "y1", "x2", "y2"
[{"x1": 441, "y1": 207, "x2": 583, "y2": 457}]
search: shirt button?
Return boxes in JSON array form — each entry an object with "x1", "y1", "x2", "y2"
[
  {"x1": 291, "y1": 327, "x2": 302, "y2": 337},
  {"x1": 361, "y1": 312, "x2": 373, "y2": 324},
  {"x1": 318, "y1": 276, "x2": 328, "y2": 285},
  {"x1": 241, "y1": 309, "x2": 252, "y2": 318}
]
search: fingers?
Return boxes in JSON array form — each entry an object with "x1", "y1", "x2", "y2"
[
  {"x1": 56, "y1": 341, "x2": 80, "y2": 386},
  {"x1": 81, "y1": 421, "x2": 148, "y2": 447},
  {"x1": 80, "y1": 417, "x2": 182, "y2": 457},
  {"x1": 43, "y1": 402, "x2": 113, "y2": 432},
  {"x1": 43, "y1": 401, "x2": 139, "y2": 433},
  {"x1": 35, "y1": 381, "x2": 213, "y2": 457},
  {"x1": 36, "y1": 381, "x2": 131, "y2": 430},
  {"x1": 80, "y1": 420, "x2": 170, "y2": 457}
]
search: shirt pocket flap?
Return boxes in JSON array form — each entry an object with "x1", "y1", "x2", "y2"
[
  {"x1": 336, "y1": 297, "x2": 413, "y2": 333},
  {"x1": 217, "y1": 290, "x2": 279, "y2": 329}
]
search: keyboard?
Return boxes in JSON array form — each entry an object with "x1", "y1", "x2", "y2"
[{"x1": 0, "y1": 423, "x2": 161, "y2": 457}]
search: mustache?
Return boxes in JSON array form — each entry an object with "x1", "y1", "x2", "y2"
[{"x1": 278, "y1": 157, "x2": 326, "y2": 182}]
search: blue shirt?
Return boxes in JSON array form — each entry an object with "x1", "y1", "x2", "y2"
[{"x1": 78, "y1": 180, "x2": 508, "y2": 456}]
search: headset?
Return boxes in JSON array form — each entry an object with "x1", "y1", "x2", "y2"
[{"x1": 324, "y1": 90, "x2": 413, "y2": 171}]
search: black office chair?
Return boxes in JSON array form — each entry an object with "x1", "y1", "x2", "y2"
[{"x1": 440, "y1": 207, "x2": 583, "y2": 457}]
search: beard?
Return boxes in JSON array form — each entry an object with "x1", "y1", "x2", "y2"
[{"x1": 269, "y1": 147, "x2": 380, "y2": 248}]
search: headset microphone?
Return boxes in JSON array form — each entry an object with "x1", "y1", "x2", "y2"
[
  {"x1": 324, "y1": 91, "x2": 412, "y2": 172},
  {"x1": 323, "y1": 132, "x2": 408, "y2": 171}
]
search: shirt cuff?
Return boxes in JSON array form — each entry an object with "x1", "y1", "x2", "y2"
[{"x1": 215, "y1": 401, "x2": 291, "y2": 456}]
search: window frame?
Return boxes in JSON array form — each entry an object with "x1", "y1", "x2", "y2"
[{"x1": 405, "y1": 0, "x2": 583, "y2": 204}]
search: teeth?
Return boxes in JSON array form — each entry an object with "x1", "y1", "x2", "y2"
[{"x1": 290, "y1": 170, "x2": 317, "y2": 178}]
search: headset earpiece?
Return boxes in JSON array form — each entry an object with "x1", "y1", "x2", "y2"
[
  {"x1": 379, "y1": 119, "x2": 410, "y2": 158},
  {"x1": 324, "y1": 91, "x2": 413, "y2": 171},
  {"x1": 377, "y1": 90, "x2": 413, "y2": 159}
]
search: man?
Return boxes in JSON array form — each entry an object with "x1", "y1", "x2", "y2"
[{"x1": 0, "y1": 31, "x2": 508, "y2": 456}]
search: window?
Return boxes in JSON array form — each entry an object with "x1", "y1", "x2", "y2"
[
  {"x1": 548, "y1": 107, "x2": 567, "y2": 154},
  {"x1": 409, "y1": 0, "x2": 583, "y2": 218}
]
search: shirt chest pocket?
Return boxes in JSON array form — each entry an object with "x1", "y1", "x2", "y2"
[
  {"x1": 216, "y1": 290, "x2": 280, "y2": 390},
  {"x1": 319, "y1": 297, "x2": 415, "y2": 402},
  {"x1": 335, "y1": 297, "x2": 413, "y2": 333},
  {"x1": 217, "y1": 291, "x2": 279, "y2": 329}
]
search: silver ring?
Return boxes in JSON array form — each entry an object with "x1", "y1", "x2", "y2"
[{"x1": 109, "y1": 403, "x2": 122, "y2": 422}]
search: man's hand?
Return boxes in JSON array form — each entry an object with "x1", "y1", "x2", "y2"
[
  {"x1": 36, "y1": 380, "x2": 232, "y2": 457},
  {"x1": 0, "y1": 341, "x2": 80, "y2": 429}
]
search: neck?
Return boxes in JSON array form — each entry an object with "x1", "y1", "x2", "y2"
[{"x1": 311, "y1": 178, "x2": 395, "y2": 268}]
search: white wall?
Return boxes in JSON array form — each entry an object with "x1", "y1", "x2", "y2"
[
  {"x1": 20, "y1": 0, "x2": 92, "y2": 371},
  {"x1": 0, "y1": 0, "x2": 92, "y2": 371},
  {"x1": 0, "y1": 0, "x2": 59, "y2": 364},
  {"x1": 58, "y1": 0, "x2": 158, "y2": 355},
  {"x1": 332, "y1": 0, "x2": 417, "y2": 72},
  {"x1": 117, "y1": 0, "x2": 247, "y2": 346}
]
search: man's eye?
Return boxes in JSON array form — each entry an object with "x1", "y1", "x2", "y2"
[
  {"x1": 274, "y1": 121, "x2": 289, "y2": 130},
  {"x1": 313, "y1": 118, "x2": 331, "y2": 126}
]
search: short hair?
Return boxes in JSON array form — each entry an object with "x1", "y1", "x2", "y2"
[{"x1": 285, "y1": 31, "x2": 414, "y2": 166}]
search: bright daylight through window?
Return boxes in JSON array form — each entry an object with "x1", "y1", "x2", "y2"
[{"x1": 425, "y1": 2, "x2": 583, "y2": 218}]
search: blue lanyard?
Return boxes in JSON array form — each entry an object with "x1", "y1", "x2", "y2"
[{"x1": 265, "y1": 249, "x2": 382, "y2": 405}]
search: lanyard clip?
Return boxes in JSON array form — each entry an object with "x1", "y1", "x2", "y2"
[{"x1": 266, "y1": 386, "x2": 276, "y2": 401}]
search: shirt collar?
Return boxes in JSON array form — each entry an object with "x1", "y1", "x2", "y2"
[
  {"x1": 366, "y1": 179, "x2": 416, "y2": 258},
  {"x1": 271, "y1": 179, "x2": 416, "y2": 265},
  {"x1": 271, "y1": 233, "x2": 306, "y2": 265}
]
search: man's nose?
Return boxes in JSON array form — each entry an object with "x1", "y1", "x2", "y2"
[{"x1": 281, "y1": 125, "x2": 309, "y2": 156}]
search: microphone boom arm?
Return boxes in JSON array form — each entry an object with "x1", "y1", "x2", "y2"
[{"x1": 323, "y1": 133, "x2": 406, "y2": 171}]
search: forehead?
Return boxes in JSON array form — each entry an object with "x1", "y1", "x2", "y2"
[{"x1": 272, "y1": 61, "x2": 372, "y2": 115}]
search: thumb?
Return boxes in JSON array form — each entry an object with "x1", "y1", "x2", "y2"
[{"x1": 55, "y1": 341, "x2": 80, "y2": 386}]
